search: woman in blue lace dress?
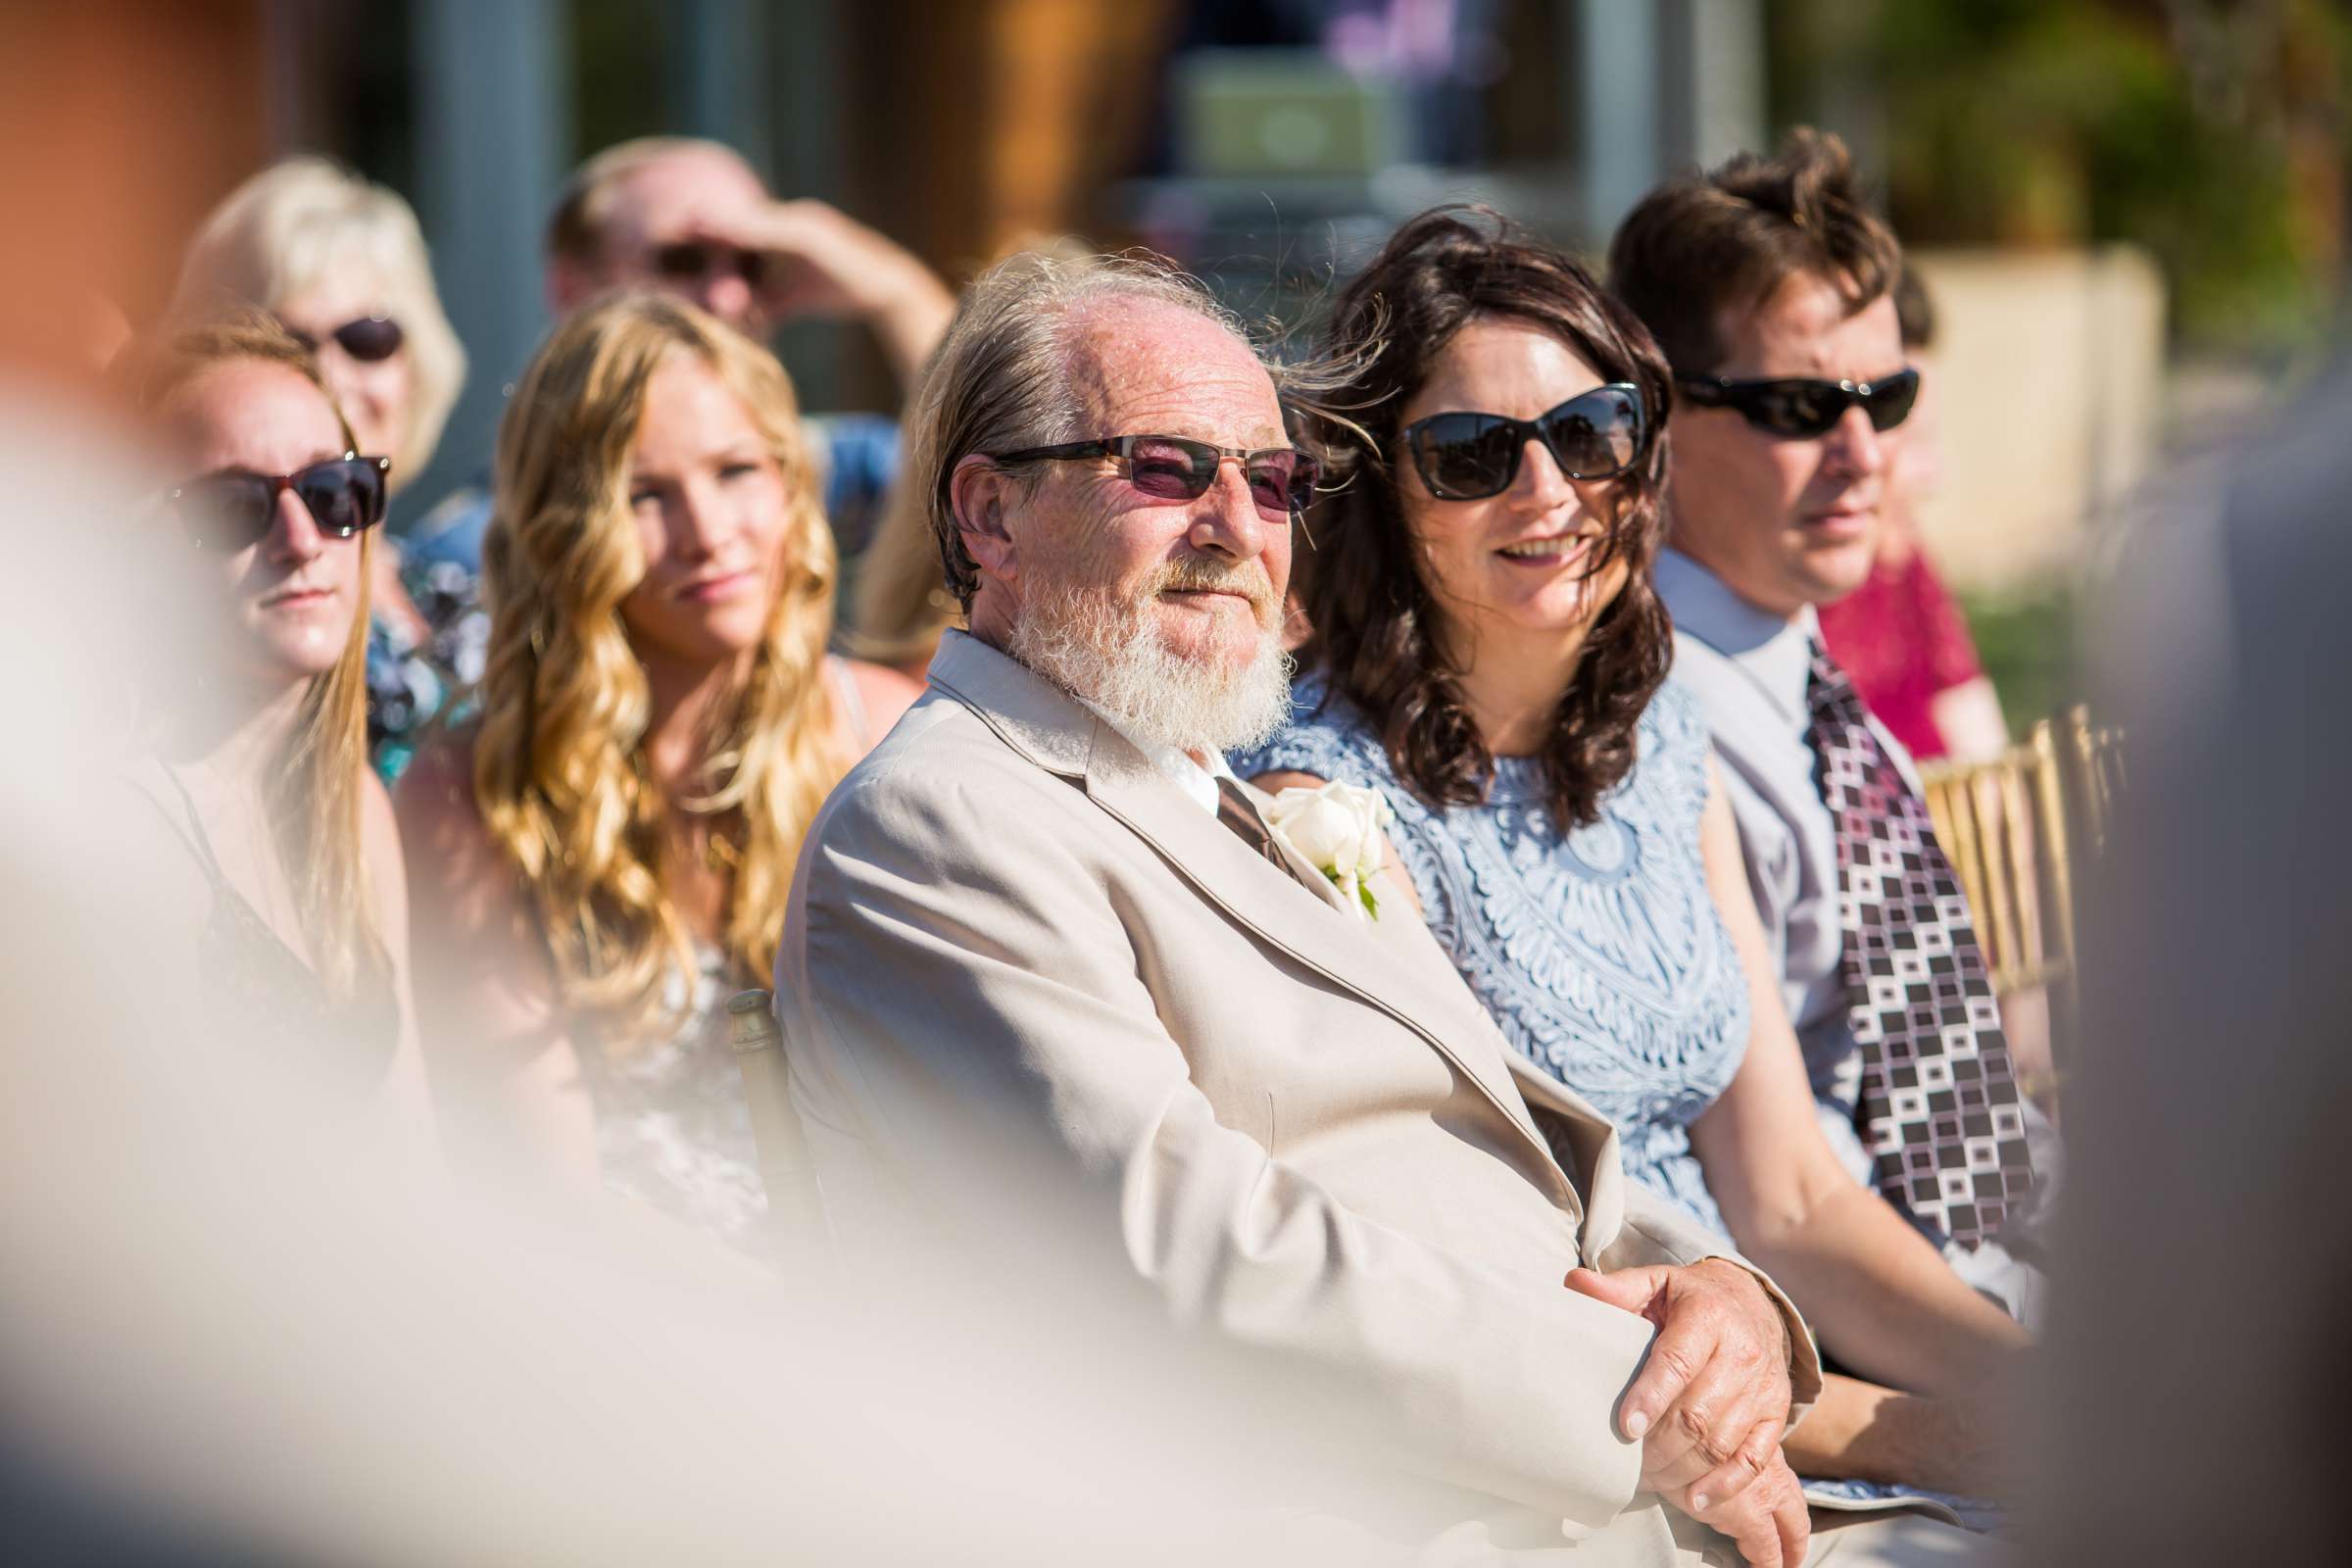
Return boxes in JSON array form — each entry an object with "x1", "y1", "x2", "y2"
[{"x1": 1238, "y1": 210, "x2": 2027, "y2": 1512}]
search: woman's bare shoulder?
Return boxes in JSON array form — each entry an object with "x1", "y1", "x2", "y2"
[
  {"x1": 837, "y1": 656, "x2": 924, "y2": 745},
  {"x1": 392, "y1": 734, "x2": 485, "y2": 846},
  {"x1": 391, "y1": 734, "x2": 515, "y2": 923}
]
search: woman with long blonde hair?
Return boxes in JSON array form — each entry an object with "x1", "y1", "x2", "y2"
[
  {"x1": 399, "y1": 292, "x2": 916, "y2": 1250},
  {"x1": 122, "y1": 312, "x2": 427, "y2": 1122}
]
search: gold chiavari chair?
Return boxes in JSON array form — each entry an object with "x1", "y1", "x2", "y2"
[
  {"x1": 2062, "y1": 703, "x2": 2129, "y2": 857},
  {"x1": 1918, "y1": 709, "x2": 2125, "y2": 1080}
]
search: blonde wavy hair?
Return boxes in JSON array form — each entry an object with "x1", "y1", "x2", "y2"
[
  {"x1": 128, "y1": 311, "x2": 390, "y2": 1006},
  {"x1": 476, "y1": 292, "x2": 843, "y2": 1045},
  {"x1": 173, "y1": 155, "x2": 467, "y2": 489}
]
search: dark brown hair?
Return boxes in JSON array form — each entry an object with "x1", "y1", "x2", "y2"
[
  {"x1": 1606, "y1": 126, "x2": 1903, "y2": 376},
  {"x1": 1893, "y1": 265, "x2": 1937, "y2": 352},
  {"x1": 1294, "y1": 206, "x2": 1675, "y2": 830}
]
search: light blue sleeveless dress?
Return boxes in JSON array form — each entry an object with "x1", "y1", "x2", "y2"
[
  {"x1": 1237, "y1": 671, "x2": 1993, "y2": 1531},
  {"x1": 1235, "y1": 673, "x2": 1749, "y2": 1234}
]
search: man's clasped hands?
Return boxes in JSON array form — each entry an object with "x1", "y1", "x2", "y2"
[{"x1": 1572, "y1": 1260, "x2": 1810, "y2": 1568}]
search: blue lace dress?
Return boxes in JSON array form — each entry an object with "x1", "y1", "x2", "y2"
[
  {"x1": 1236, "y1": 674, "x2": 1749, "y2": 1234},
  {"x1": 1239, "y1": 673, "x2": 1993, "y2": 1531}
]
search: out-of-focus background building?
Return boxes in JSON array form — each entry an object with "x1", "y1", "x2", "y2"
[{"x1": 100, "y1": 0, "x2": 2352, "y2": 728}]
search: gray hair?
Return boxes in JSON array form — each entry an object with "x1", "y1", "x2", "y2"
[{"x1": 903, "y1": 251, "x2": 1270, "y2": 612}]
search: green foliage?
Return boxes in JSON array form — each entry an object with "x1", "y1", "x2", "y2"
[
  {"x1": 1961, "y1": 588, "x2": 2079, "y2": 741},
  {"x1": 1775, "y1": 0, "x2": 2351, "y2": 357}
]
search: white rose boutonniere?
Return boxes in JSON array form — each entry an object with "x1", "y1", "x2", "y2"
[{"x1": 1262, "y1": 780, "x2": 1396, "y2": 920}]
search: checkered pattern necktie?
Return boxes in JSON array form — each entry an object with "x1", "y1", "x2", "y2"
[{"x1": 1804, "y1": 638, "x2": 2035, "y2": 1250}]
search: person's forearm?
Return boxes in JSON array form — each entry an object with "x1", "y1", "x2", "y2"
[
  {"x1": 863, "y1": 265, "x2": 955, "y2": 389},
  {"x1": 1780, "y1": 1374, "x2": 2003, "y2": 1494},
  {"x1": 1735, "y1": 1182, "x2": 2028, "y2": 1397},
  {"x1": 1928, "y1": 677, "x2": 2009, "y2": 765}
]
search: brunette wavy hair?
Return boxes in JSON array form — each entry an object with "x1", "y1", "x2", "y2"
[{"x1": 1295, "y1": 207, "x2": 1675, "y2": 828}]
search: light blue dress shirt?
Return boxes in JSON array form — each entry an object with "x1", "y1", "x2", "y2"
[
  {"x1": 1656, "y1": 547, "x2": 2058, "y2": 1333},
  {"x1": 1652, "y1": 548, "x2": 1886, "y2": 1181}
]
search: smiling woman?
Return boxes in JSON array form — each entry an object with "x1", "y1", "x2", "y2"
[
  {"x1": 1241, "y1": 205, "x2": 2041, "y2": 1512},
  {"x1": 1263, "y1": 205, "x2": 1676, "y2": 823},
  {"x1": 394, "y1": 292, "x2": 917, "y2": 1253}
]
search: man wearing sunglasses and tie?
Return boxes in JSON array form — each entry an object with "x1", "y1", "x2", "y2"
[{"x1": 1611, "y1": 130, "x2": 2060, "y2": 1348}]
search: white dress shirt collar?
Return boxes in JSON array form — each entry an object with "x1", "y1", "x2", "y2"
[
  {"x1": 1655, "y1": 548, "x2": 1821, "y2": 728},
  {"x1": 1079, "y1": 702, "x2": 1235, "y2": 817}
]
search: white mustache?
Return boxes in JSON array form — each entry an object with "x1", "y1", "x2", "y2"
[{"x1": 1151, "y1": 563, "x2": 1273, "y2": 612}]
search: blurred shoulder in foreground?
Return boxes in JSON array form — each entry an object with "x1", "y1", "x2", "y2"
[{"x1": 2039, "y1": 363, "x2": 2352, "y2": 1564}]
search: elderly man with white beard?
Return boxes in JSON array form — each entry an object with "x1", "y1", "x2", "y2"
[{"x1": 771, "y1": 252, "x2": 1994, "y2": 1566}]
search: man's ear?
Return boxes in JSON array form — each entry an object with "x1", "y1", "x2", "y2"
[{"x1": 948, "y1": 454, "x2": 1019, "y2": 583}]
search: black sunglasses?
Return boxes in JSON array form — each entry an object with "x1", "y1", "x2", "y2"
[
  {"x1": 280, "y1": 314, "x2": 405, "y2": 364},
  {"x1": 989, "y1": 434, "x2": 1319, "y2": 521},
  {"x1": 1400, "y1": 383, "x2": 1646, "y2": 501},
  {"x1": 168, "y1": 454, "x2": 392, "y2": 552},
  {"x1": 1676, "y1": 368, "x2": 1920, "y2": 440},
  {"x1": 652, "y1": 241, "x2": 771, "y2": 290}
]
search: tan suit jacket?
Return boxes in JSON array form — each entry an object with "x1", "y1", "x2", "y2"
[{"x1": 775, "y1": 631, "x2": 1825, "y2": 1558}]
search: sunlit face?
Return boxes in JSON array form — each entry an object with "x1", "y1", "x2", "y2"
[
  {"x1": 1396, "y1": 317, "x2": 1635, "y2": 659},
  {"x1": 1012, "y1": 300, "x2": 1293, "y2": 672},
  {"x1": 589, "y1": 152, "x2": 771, "y2": 331},
  {"x1": 615, "y1": 350, "x2": 791, "y2": 672},
  {"x1": 982, "y1": 299, "x2": 1298, "y2": 753},
  {"x1": 276, "y1": 270, "x2": 410, "y2": 468},
  {"x1": 1667, "y1": 272, "x2": 1903, "y2": 617},
  {"x1": 164, "y1": 360, "x2": 368, "y2": 687}
]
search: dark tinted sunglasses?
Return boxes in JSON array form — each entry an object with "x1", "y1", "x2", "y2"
[
  {"x1": 280, "y1": 314, "x2": 405, "y2": 364},
  {"x1": 168, "y1": 455, "x2": 392, "y2": 552},
  {"x1": 652, "y1": 241, "x2": 770, "y2": 290},
  {"x1": 991, "y1": 434, "x2": 1319, "y2": 521},
  {"x1": 1676, "y1": 368, "x2": 1920, "y2": 440},
  {"x1": 1401, "y1": 383, "x2": 1646, "y2": 501}
]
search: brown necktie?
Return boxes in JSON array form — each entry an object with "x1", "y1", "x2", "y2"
[{"x1": 1215, "y1": 777, "x2": 1312, "y2": 890}]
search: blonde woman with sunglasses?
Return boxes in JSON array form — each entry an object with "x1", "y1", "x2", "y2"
[
  {"x1": 398, "y1": 293, "x2": 915, "y2": 1253},
  {"x1": 122, "y1": 313, "x2": 427, "y2": 1126},
  {"x1": 175, "y1": 155, "x2": 480, "y2": 783}
]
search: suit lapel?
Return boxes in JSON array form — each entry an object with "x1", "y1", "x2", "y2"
[
  {"x1": 1087, "y1": 753, "x2": 1557, "y2": 1167},
  {"x1": 926, "y1": 631, "x2": 1578, "y2": 1201}
]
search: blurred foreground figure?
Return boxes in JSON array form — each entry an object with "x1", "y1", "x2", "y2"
[
  {"x1": 2032, "y1": 369, "x2": 2352, "y2": 1563},
  {"x1": 775, "y1": 250, "x2": 1995, "y2": 1565},
  {"x1": 399, "y1": 294, "x2": 914, "y2": 1252}
]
